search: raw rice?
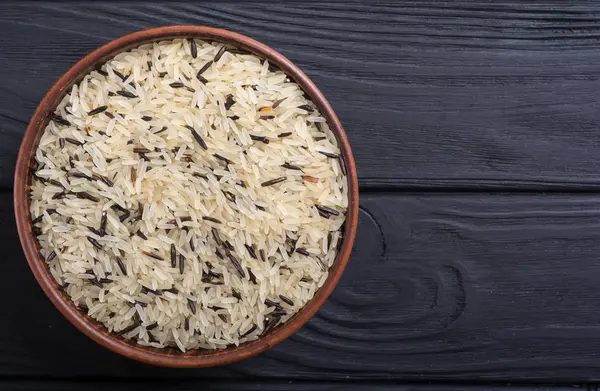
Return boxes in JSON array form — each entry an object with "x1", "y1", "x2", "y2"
[{"x1": 29, "y1": 38, "x2": 347, "y2": 351}]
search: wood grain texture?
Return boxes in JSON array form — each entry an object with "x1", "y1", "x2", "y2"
[
  {"x1": 6, "y1": 191, "x2": 600, "y2": 381},
  {"x1": 3, "y1": 2, "x2": 600, "y2": 190}
]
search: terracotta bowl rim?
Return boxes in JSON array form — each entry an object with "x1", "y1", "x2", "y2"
[{"x1": 13, "y1": 26, "x2": 359, "y2": 368}]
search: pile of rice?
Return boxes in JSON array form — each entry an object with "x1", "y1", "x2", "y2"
[{"x1": 29, "y1": 38, "x2": 347, "y2": 351}]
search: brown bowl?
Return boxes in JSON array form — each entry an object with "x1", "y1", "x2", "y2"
[{"x1": 14, "y1": 26, "x2": 358, "y2": 367}]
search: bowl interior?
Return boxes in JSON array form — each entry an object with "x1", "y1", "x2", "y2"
[{"x1": 14, "y1": 26, "x2": 358, "y2": 367}]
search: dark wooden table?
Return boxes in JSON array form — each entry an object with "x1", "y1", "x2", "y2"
[{"x1": 2, "y1": 1, "x2": 600, "y2": 390}]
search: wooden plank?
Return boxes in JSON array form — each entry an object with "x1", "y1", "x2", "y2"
[
  {"x1": 0, "y1": 380, "x2": 577, "y2": 391},
  {"x1": 3, "y1": 2, "x2": 600, "y2": 190},
  {"x1": 5, "y1": 190, "x2": 600, "y2": 381}
]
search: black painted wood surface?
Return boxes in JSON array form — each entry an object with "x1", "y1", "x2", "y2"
[{"x1": 4, "y1": 1, "x2": 600, "y2": 389}]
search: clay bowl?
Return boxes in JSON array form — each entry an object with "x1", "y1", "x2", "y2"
[{"x1": 14, "y1": 26, "x2": 358, "y2": 367}]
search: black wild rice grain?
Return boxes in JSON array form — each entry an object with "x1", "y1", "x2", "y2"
[
  {"x1": 241, "y1": 324, "x2": 257, "y2": 338},
  {"x1": 224, "y1": 94, "x2": 235, "y2": 110},
  {"x1": 184, "y1": 318, "x2": 190, "y2": 331},
  {"x1": 93, "y1": 174, "x2": 114, "y2": 187},
  {"x1": 88, "y1": 106, "x2": 108, "y2": 116},
  {"x1": 214, "y1": 154, "x2": 232, "y2": 164},
  {"x1": 193, "y1": 172, "x2": 208, "y2": 180},
  {"x1": 47, "y1": 209, "x2": 57, "y2": 215},
  {"x1": 47, "y1": 251, "x2": 56, "y2": 262},
  {"x1": 297, "y1": 104, "x2": 314, "y2": 112},
  {"x1": 65, "y1": 138, "x2": 83, "y2": 146},
  {"x1": 339, "y1": 155, "x2": 347, "y2": 176},
  {"x1": 279, "y1": 295, "x2": 294, "y2": 306},
  {"x1": 272, "y1": 97, "x2": 286, "y2": 109},
  {"x1": 118, "y1": 321, "x2": 139, "y2": 335},
  {"x1": 214, "y1": 46, "x2": 227, "y2": 62},
  {"x1": 189, "y1": 237, "x2": 195, "y2": 251},
  {"x1": 197, "y1": 75, "x2": 208, "y2": 84},
  {"x1": 111, "y1": 203, "x2": 128, "y2": 214},
  {"x1": 197, "y1": 61, "x2": 212, "y2": 76},
  {"x1": 245, "y1": 244, "x2": 257, "y2": 259},
  {"x1": 31, "y1": 215, "x2": 43, "y2": 224},
  {"x1": 208, "y1": 270, "x2": 223, "y2": 279},
  {"x1": 133, "y1": 147, "x2": 151, "y2": 154},
  {"x1": 99, "y1": 278, "x2": 112, "y2": 284},
  {"x1": 116, "y1": 257, "x2": 127, "y2": 275},
  {"x1": 142, "y1": 251, "x2": 164, "y2": 261},
  {"x1": 202, "y1": 216, "x2": 222, "y2": 224},
  {"x1": 316, "y1": 205, "x2": 340, "y2": 216},
  {"x1": 97, "y1": 69, "x2": 109, "y2": 77},
  {"x1": 171, "y1": 244, "x2": 176, "y2": 268},
  {"x1": 71, "y1": 173, "x2": 91, "y2": 180},
  {"x1": 89, "y1": 227, "x2": 102, "y2": 236},
  {"x1": 159, "y1": 72, "x2": 167, "y2": 78},
  {"x1": 164, "y1": 287, "x2": 179, "y2": 294},
  {"x1": 187, "y1": 299, "x2": 196, "y2": 315},
  {"x1": 261, "y1": 177, "x2": 286, "y2": 187},
  {"x1": 228, "y1": 253, "x2": 245, "y2": 277},
  {"x1": 260, "y1": 115, "x2": 275, "y2": 120},
  {"x1": 136, "y1": 230, "x2": 147, "y2": 240},
  {"x1": 314, "y1": 136, "x2": 326, "y2": 141},
  {"x1": 141, "y1": 116, "x2": 152, "y2": 122},
  {"x1": 281, "y1": 163, "x2": 302, "y2": 171},
  {"x1": 319, "y1": 150, "x2": 339, "y2": 158},
  {"x1": 32, "y1": 226, "x2": 42, "y2": 236},
  {"x1": 264, "y1": 298, "x2": 281, "y2": 308},
  {"x1": 190, "y1": 38, "x2": 197, "y2": 58},
  {"x1": 104, "y1": 112, "x2": 115, "y2": 119},
  {"x1": 248, "y1": 268, "x2": 257, "y2": 284},
  {"x1": 59, "y1": 138, "x2": 65, "y2": 148},
  {"x1": 229, "y1": 115, "x2": 240, "y2": 121},
  {"x1": 185, "y1": 125, "x2": 208, "y2": 150},
  {"x1": 108, "y1": 91, "x2": 115, "y2": 96},
  {"x1": 52, "y1": 191, "x2": 67, "y2": 200},
  {"x1": 211, "y1": 227, "x2": 222, "y2": 246},
  {"x1": 113, "y1": 70, "x2": 127, "y2": 81},
  {"x1": 250, "y1": 135, "x2": 267, "y2": 143},
  {"x1": 259, "y1": 249, "x2": 266, "y2": 262},
  {"x1": 317, "y1": 208, "x2": 330, "y2": 218},
  {"x1": 51, "y1": 114, "x2": 71, "y2": 126},
  {"x1": 278, "y1": 132, "x2": 292, "y2": 138},
  {"x1": 315, "y1": 122, "x2": 323, "y2": 132},
  {"x1": 255, "y1": 204, "x2": 266, "y2": 211},
  {"x1": 90, "y1": 278, "x2": 103, "y2": 288},
  {"x1": 223, "y1": 191, "x2": 236, "y2": 203},
  {"x1": 77, "y1": 192, "x2": 99, "y2": 202},
  {"x1": 179, "y1": 253, "x2": 185, "y2": 274},
  {"x1": 169, "y1": 81, "x2": 184, "y2": 88},
  {"x1": 146, "y1": 322, "x2": 158, "y2": 331},
  {"x1": 154, "y1": 126, "x2": 167, "y2": 134},
  {"x1": 99, "y1": 211, "x2": 107, "y2": 236},
  {"x1": 223, "y1": 240, "x2": 234, "y2": 252},
  {"x1": 118, "y1": 211, "x2": 130, "y2": 222},
  {"x1": 147, "y1": 60, "x2": 152, "y2": 69},
  {"x1": 296, "y1": 247, "x2": 310, "y2": 256},
  {"x1": 116, "y1": 90, "x2": 137, "y2": 98},
  {"x1": 48, "y1": 179, "x2": 63, "y2": 187},
  {"x1": 218, "y1": 314, "x2": 228, "y2": 322},
  {"x1": 87, "y1": 236, "x2": 102, "y2": 249},
  {"x1": 185, "y1": 86, "x2": 196, "y2": 93},
  {"x1": 215, "y1": 248, "x2": 224, "y2": 259}
]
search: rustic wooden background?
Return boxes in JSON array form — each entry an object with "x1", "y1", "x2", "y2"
[{"x1": 2, "y1": 1, "x2": 600, "y2": 390}]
